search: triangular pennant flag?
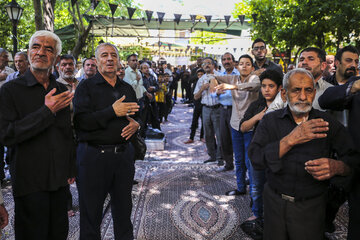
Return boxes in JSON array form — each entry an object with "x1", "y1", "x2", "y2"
[
  {"x1": 157, "y1": 12, "x2": 165, "y2": 24},
  {"x1": 127, "y1": 7, "x2": 136, "y2": 20},
  {"x1": 233, "y1": 48, "x2": 237, "y2": 53},
  {"x1": 252, "y1": 13, "x2": 258, "y2": 24},
  {"x1": 238, "y1": 15, "x2": 245, "y2": 25},
  {"x1": 145, "y1": 10, "x2": 153, "y2": 22},
  {"x1": 195, "y1": 46, "x2": 199, "y2": 54},
  {"x1": 224, "y1": 15, "x2": 230, "y2": 27},
  {"x1": 109, "y1": 3, "x2": 118, "y2": 17},
  {"x1": 205, "y1": 15, "x2": 212, "y2": 26},
  {"x1": 190, "y1": 15, "x2": 196, "y2": 24},
  {"x1": 168, "y1": 44, "x2": 172, "y2": 50},
  {"x1": 174, "y1": 14, "x2": 182, "y2": 25},
  {"x1": 92, "y1": 0, "x2": 100, "y2": 10},
  {"x1": 71, "y1": 0, "x2": 77, "y2": 6}
]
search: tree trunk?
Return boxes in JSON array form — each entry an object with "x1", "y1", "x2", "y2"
[
  {"x1": 33, "y1": 0, "x2": 43, "y2": 30},
  {"x1": 72, "y1": 21, "x2": 93, "y2": 59},
  {"x1": 43, "y1": 0, "x2": 56, "y2": 32}
]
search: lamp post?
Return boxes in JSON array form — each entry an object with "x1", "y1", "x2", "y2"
[{"x1": 5, "y1": 0, "x2": 23, "y2": 57}]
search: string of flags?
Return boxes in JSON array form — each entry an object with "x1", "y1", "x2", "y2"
[{"x1": 70, "y1": 0, "x2": 259, "y2": 26}]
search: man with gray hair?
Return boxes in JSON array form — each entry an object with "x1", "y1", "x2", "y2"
[
  {"x1": 248, "y1": 68, "x2": 358, "y2": 239},
  {"x1": 6, "y1": 51, "x2": 29, "y2": 81},
  {"x1": 73, "y1": 42, "x2": 140, "y2": 240},
  {"x1": 0, "y1": 30, "x2": 75, "y2": 239}
]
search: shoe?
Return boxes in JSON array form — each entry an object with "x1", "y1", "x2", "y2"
[
  {"x1": 184, "y1": 139, "x2": 194, "y2": 144},
  {"x1": 240, "y1": 218, "x2": 263, "y2": 240},
  {"x1": 200, "y1": 138, "x2": 205, "y2": 143},
  {"x1": 204, "y1": 158, "x2": 216, "y2": 163},
  {"x1": 217, "y1": 160, "x2": 224, "y2": 166},
  {"x1": 133, "y1": 180, "x2": 139, "y2": 185},
  {"x1": 216, "y1": 166, "x2": 233, "y2": 172},
  {"x1": 225, "y1": 189, "x2": 246, "y2": 196}
]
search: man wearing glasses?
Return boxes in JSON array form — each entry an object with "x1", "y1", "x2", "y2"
[{"x1": 251, "y1": 38, "x2": 282, "y2": 73}]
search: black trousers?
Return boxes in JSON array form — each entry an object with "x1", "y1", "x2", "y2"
[
  {"x1": 219, "y1": 106, "x2": 233, "y2": 168},
  {"x1": 14, "y1": 186, "x2": 69, "y2": 240},
  {"x1": 189, "y1": 101, "x2": 204, "y2": 140},
  {"x1": 263, "y1": 183, "x2": 326, "y2": 240},
  {"x1": 77, "y1": 143, "x2": 135, "y2": 240},
  {"x1": 348, "y1": 181, "x2": 360, "y2": 239}
]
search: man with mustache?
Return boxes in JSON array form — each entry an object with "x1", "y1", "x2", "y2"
[
  {"x1": 0, "y1": 30, "x2": 75, "y2": 239},
  {"x1": 78, "y1": 57, "x2": 97, "y2": 81},
  {"x1": 325, "y1": 45, "x2": 359, "y2": 86},
  {"x1": 193, "y1": 57, "x2": 222, "y2": 165},
  {"x1": 248, "y1": 68, "x2": 358, "y2": 240},
  {"x1": 268, "y1": 47, "x2": 333, "y2": 112},
  {"x1": 6, "y1": 51, "x2": 29, "y2": 81},
  {"x1": 73, "y1": 43, "x2": 140, "y2": 240}
]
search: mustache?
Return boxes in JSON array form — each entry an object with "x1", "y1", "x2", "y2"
[
  {"x1": 294, "y1": 101, "x2": 311, "y2": 106},
  {"x1": 346, "y1": 67, "x2": 356, "y2": 72}
]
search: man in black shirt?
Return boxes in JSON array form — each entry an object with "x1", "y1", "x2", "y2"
[
  {"x1": 73, "y1": 43, "x2": 140, "y2": 240},
  {"x1": 251, "y1": 38, "x2": 282, "y2": 73},
  {"x1": 319, "y1": 76, "x2": 360, "y2": 240},
  {"x1": 0, "y1": 30, "x2": 76, "y2": 240},
  {"x1": 249, "y1": 68, "x2": 358, "y2": 240}
]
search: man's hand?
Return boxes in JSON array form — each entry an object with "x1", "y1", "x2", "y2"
[
  {"x1": 215, "y1": 83, "x2": 236, "y2": 91},
  {"x1": 45, "y1": 88, "x2": 74, "y2": 114},
  {"x1": 147, "y1": 86, "x2": 155, "y2": 92},
  {"x1": 0, "y1": 204, "x2": 8, "y2": 229},
  {"x1": 145, "y1": 92, "x2": 153, "y2": 100},
  {"x1": 200, "y1": 83, "x2": 210, "y2": 91},
  {"x1": 68, "y1": 178, "x2": 75, "y2": 184},
  {"x1": 136, "y1": 73, "x2": 141, "y2": 81},
  {"x1": 121, "y1": 116, "x2": 140, "y2": 140},
  {"x1": 350, "y1": 79, "x2": 360, "y2": 93},
  {"x1": 286, "y1": 118, "x2": 329, "y2": 146},
  {"x1": 279, "y1": 118, "x2": 328, "y2": 158},
  {"x1": 0, "y1": 73, "x2": 7, "y2": 81},
  {"x1": 305, "y1": 158, "x2": 350, "y2": 180},
  {"x1": 112, "y1": 96, "x2": 140, "y2": 117}
]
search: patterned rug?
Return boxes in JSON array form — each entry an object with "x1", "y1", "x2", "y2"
[{"x1": 0, "y1": 102, "x2": 349, "y2": 240}]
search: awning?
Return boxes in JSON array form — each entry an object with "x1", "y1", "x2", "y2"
[{"x1": 55, "y1": 14, "x2": 251, "y2": 40}]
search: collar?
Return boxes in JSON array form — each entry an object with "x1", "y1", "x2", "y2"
[
  {"x1": 93, "y1": 71, "x2": 125, "y2": 86},
  {"x1": 23, "y1": 69, "x2": 56, "y2": 87},
  {"x1": 57, "y1": 76, "x2": 78, "y2": 86},
  {"x1": 279, "y1": 105, "x2": 319, "y2": 122}
]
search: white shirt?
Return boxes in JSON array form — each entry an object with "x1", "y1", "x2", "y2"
[{"x1": 124, "y1": 67, "x2": 147, "y2": 99}]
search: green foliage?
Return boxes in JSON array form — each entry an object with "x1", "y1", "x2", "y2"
[
  {"x1": 190, "y1": 30, "x2": 228, "y2": 45},
  {"x1": 0, "y1": 0, "x2": 36, "y2": 54},
  {"x1": 232, "y1": 0, "x2": 360, "y2": 63}
]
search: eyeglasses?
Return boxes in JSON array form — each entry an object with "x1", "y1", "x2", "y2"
[{"x1": 253, "y1": 46, "x2": 266, "y2": 51}]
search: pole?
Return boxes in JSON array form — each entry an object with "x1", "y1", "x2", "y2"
[{"x1": 12, "y1": 20, "x2": 18, "y2": 56}]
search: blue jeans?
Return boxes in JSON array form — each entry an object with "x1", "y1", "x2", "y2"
[
  {"x1": 231, "y1": 128, "x2": 253, "y2": 193},
  {"x1": 250, "y1": 164, "x2": 266, "y2": 218}
]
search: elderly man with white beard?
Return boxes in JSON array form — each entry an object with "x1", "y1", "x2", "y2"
[{"x1": 248, "y1": 68, "x2": 359, "y2": 240}]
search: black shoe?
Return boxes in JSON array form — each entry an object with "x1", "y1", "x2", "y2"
[
  {"x1": 225, "y1": 189, "x2": 246, "y2": 196},
  {"x1": 240, "y1": 218, "x2": 263, "y2": 240},
  {"x1": 204, "y1": 158, "x2": 216, "y2": 163},
  {"x1": 133, "y1": 180, "x2": 139, "y2": 185},
  {"x1": 217, "y1": 160, "x2": 224, "y2": 166}
]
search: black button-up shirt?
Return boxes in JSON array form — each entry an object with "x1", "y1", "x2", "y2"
[
  {"x1": 249, "y1": 106, "x2": 359, "y2": 199},
  {"x1": 73, "y1": 72, "x2": 139, "y2": 145},
  {"x1": 0, "y1": 70, "x2": 76, "y2": 197},
  {"x1": 254, "y1": 59, "x2": 283, "y2": 74}
]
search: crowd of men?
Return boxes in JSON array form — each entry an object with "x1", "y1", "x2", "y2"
[{"x1": 0, "y1": 30, "x2": 359, "y2": 240}]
